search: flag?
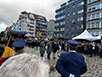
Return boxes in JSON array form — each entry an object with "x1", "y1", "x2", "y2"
[
  {"x1": 37, "y1": 32, "x2": 41, "y2": 35},
  {"x1": 0, "y1": 32, "x2": 13, "y2": 66},
  {"x1": 40, "y1": 32, "x2": 42, "y2": 35},
  {"x1": 1, "y1": 32, "x2": 13, "y2": 58},
  {"x1": 1, "y1": 46, "x2": 13, "y2": 59}
]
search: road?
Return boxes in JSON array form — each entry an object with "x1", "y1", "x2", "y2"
[{"x1": 24, "y1": 47, "x2": 102, "y2": 77}]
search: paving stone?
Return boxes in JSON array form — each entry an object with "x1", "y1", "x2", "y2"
[{"x1": 24, "y1": 47, "x2": 102, "y2": 77}]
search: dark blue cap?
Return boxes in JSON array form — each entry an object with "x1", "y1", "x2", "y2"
[
  {"x1": 13, "y1": 40, "x2": 26, "y2": 48},
  {"x1": 68, "y1": 40, "x2": 79, "y2": 46},
  {"x1": 0, "y1": 40, "x2": 6, "y2": 44}
]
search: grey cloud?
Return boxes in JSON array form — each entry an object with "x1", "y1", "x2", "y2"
[{"x1": 0, "y1": 0, "x2": 67, "y2": 26}]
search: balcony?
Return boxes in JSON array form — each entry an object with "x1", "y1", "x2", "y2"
[{"x1": 88, "y1": 0, "x2": 100, "y2": 5}]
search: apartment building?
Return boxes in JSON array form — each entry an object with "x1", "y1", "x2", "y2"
[
  {"x1": 55, "y1": 0, "x2": 87, "y2": 39},
  {"x1": 86, "y1": 0, "x2": 102, "y2": 36},
  {"x1": 12, "y1": 11, "x2": 48, "y2": 38}
]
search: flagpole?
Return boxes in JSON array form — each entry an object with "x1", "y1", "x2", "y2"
[{"x1": 7, "y1": 32, "x2": 12, "y2": 46}]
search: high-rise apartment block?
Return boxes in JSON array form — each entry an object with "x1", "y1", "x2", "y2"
[
  {"x1": 55, "y1": 0, "x2": 87, "y2": 39},
  {"x1": 12, "y1": 11, "x2": 48, "y2": 38}
]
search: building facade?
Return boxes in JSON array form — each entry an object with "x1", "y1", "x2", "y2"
[
  {"x1": 55, "y1": 3, "x2": 66, "y2": 39},
  {"x1": 47, "y1": 20, "x2": 55, "y2": 39},
  {"x1": 12, "y1": 11, "x2": 48, "y2": 38},
  {"x1": 55, "y1": 0, "x2": 87, "y2": 39},
  {"x1": 86, "y1": 0, "x2": 102, "y2": 36}
]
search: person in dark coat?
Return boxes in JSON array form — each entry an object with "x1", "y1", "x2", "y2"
[
  {"x1": 88, "y1": 42, "x2": 93, "y2": 57},
  {"x1": 55, "y1": 40, "x2": 87, "y2": 77},
  {"x1": 47, "y1": 41, "x2": 52, "y2": 59},
  {"x1": 61, "y1": 42, "x2": 65, "y2": 51},
  {"x1": 99, "y1": 43, "x2": 102, "y2": 58},
  {"x1": 92, "y1": 42, "x2": 96, "y2": 56},
  {"x1": 52, "y1": 41, "x2": 58, "y2": 59},
  {"x1": 0, "y1": 41, "x2": 5, "y2": 58},
  {"x1": 40, "y1": 40, "x2": 46, "y2": 57}
]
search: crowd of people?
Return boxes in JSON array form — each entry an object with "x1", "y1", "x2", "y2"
[
  {"x1": 0, "y1": 36, "x2": 102, "y2": 77},
  {"x1": 1, "y1": 37, "x2": 102, "y2": 60},
  {"x1": 26, "y1": 39, "x2": 102, "y2": 59}
]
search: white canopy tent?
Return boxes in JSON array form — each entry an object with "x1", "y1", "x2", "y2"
[
  {"x1": 72, "y1": 30, "x2": 97, "y2": 41},
  {"x1": 94, "y1": 35, "x2": 101, "y2": 40}
]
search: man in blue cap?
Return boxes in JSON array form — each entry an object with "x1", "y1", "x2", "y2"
[
  {"x1": 12, "y1": 40, "x2": 26, "y2": 55},
  {"x1": 55, "y1": 40, "x2": 87, "y2": 77}
]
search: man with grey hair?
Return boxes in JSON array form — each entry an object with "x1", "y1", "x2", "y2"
[
  {"x1": 0, "y1": 53, "x2": 49, "y2": 77},
  {"x1": 0, "y1": 40, "x2": 49, "y2": 77}
]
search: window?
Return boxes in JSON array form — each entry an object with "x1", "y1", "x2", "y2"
[
  {"x1": 101, "y1": 12, "x2": 102, "y2": 18},
  {"x1": 87, "y1": 23, "x2": 90, "y2": 29},
  {"x1": 87, "y1": 12, "x2": 101, "y2": 21},
  {"x1": 101, "y1": 4, "x2": 102, "y2": 9},
  {"x1": 92, "y1": 14, "x2": 95, "y2": 19},
  {"x1": 72, "y1": 19, "x2": 75, "y2": 23},
  {"x1": 81, "y1": 24, "x2": 83, "y2": 29},
  {"x1": 88, "y1": 3, "x2": 101, "y2": 12},
  {"x1": 87, "y1": 22, "x2": 101, "y2": 29},
  {"x1": 56, "y1": 23, "x2": 59, "y2": 26},
  {"x1": 88, "y1": 0, "x2": 91, "y2": 4},
  {"x1": 96, "y1": 13, "x2": 100, "y2": 19},
  {"x1": 68, "y1": 13, "x2": 70, "y2": 16},
  {"x1": 60, "y1": 21, "x2": 65, "y2": 25},
  {"x1": 72, "y1": 12, "x2": 76, "y2": 15},
  {"x1": 87, "y1": 15, "x2": 91, "y2": 20},
  {"x1": 78, "y1": 2, "x2": 84, "y2": 6},
  {"x1": 78, "y1": 9, "x2": 84, "y2": 14},
  {"x1": 77, "y1": 17, "x2": 83, "y2": 21},
  {"x1": 92, "y1": 22, "x2": 95, "y2": 28},
  {"x1": 73, "y1": 5, "x2": 76, "y2": 8},
  {"x1": 56, "y1": 9, "x2": 65, "y2": 15},
  {"x1": 19, "y1": 28, "x2": 21, "y2": 30},
  {"x1": 61, "y1": 28, "x2": 65, "y2": 31},
  {"x1": 61, "y1": 4, "x2": 66, "y2": 8},
  {"x1": 56, "y1": 15, "x2": 65, "y2": 20},
  {"x1": 69, "y1": 0, "x2": 74, "y2": 4},
  {"x1": 88, "y1": 0, "x2": 99, "y2": 4},
  {"x1": 68, "y1": 7, "x2": 70, "y2": 10},
  {"x1": 59, "y1": 34, "x2": 62, "y2": 37},
  {"x1": 96, "y1": 22, "x2": 99, "y2": 28},
  {"x1": 101, "y1": 22, "x2": 102, "y2": 28}
]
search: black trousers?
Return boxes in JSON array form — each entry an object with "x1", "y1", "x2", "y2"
[
  {"x1": 100, "y1": 50, "x2": 102, "y2": 58},
  {"x1": 47, "y1": 53, "x2": 51, "y2": 59}
]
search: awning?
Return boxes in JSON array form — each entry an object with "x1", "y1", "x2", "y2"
[{"x1": 10, "y1": 30, "x2": 28, "y2": 34}]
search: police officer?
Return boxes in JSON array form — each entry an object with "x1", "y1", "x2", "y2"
[
  {"x1": 55, "y1": 40, "x2": 87, "y2": 77},
  {"x1": 13, "y1": 40, "x2": 26, "y2": 55}
]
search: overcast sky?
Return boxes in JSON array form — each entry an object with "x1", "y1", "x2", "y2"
[{"x1": 0, "y1": 0, "x2": 68, "y2": 32}]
